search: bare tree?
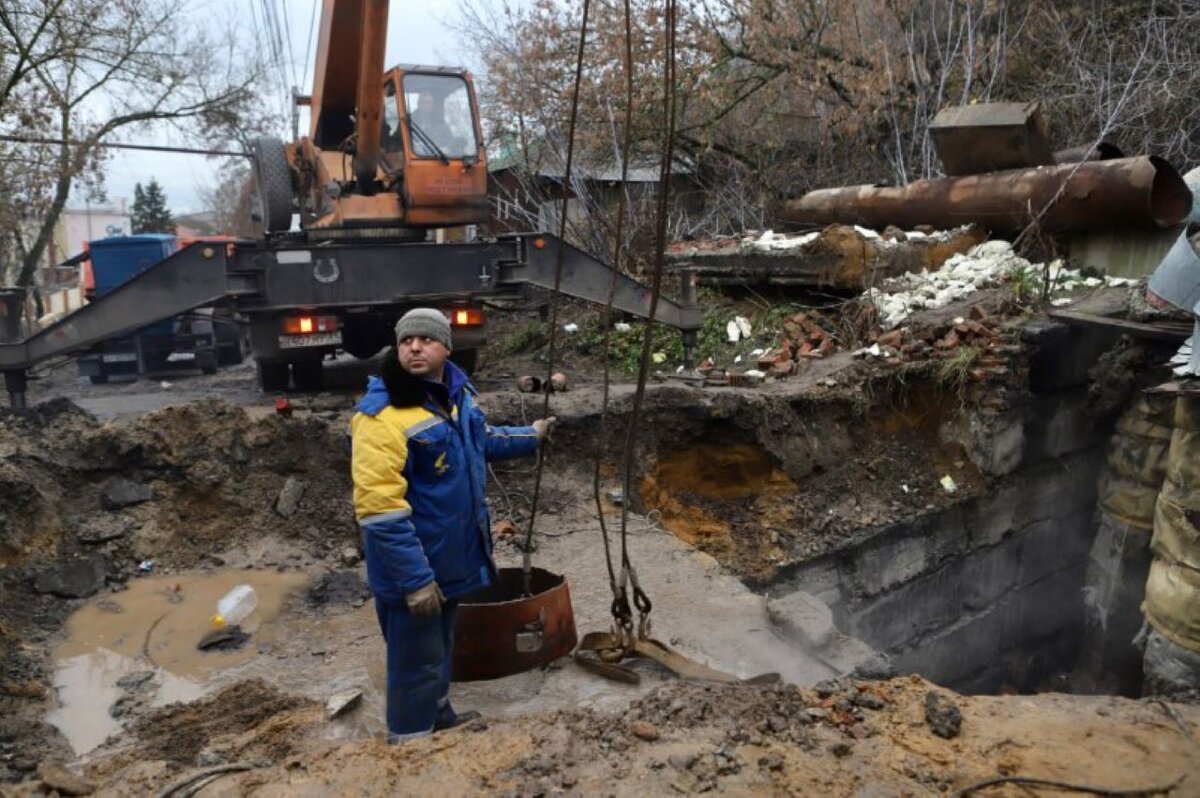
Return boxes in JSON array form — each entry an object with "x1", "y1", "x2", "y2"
[
  {"x1": 0, "y1": 0, "x2": 269, "y2": 287},
  {"x1": 459, "y1": 0, "x2": 1200, "y2": 241},
  {"x1": 198, "y1": 160, "x2": 259, "y2": 237}
]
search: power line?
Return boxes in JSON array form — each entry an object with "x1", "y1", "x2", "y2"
[
  {"x1": 0, "y1": 135, "x2": 250, "y2": 157},
  {"x1": 301, "y1": 0, "x2": 318, "y2": 90},
  {"x1": 264, "y1": 0, "x2": 290, "y2": 107},
  {"x1": 278, "y1": 0, "x2": 298, "y2": 86},
  {"x1": 252, "y1": 0, "x2": 290, "y2": 124}
]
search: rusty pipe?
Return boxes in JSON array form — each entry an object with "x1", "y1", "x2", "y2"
[
  {"x1": 352, "y1": 0, "x2": 389, "y2": 194},
  {"x1": 452, "y1": 567, "x2": 577, "y2": 681},
  {"x1": 1054, "y1": 141, "x2": 1125, "y2": 164},
  {"x1": 784, "y1": 156, "x2": 1191, "y2": 234}
]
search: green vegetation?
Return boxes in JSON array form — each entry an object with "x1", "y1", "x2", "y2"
[
  {"x1": 494, "y1": 319, "x2": 547, "y2": 356},
  {"x1": 506, "y1": 291, "x2": 850, "y2": 376},
  {"x1": 568, "y1": 309, "x2": 730, "y2": 374},
  {"x1": 936, "y1": 345, "x2": 981, "y2": 398},
  {"x1": 1006, "y1": 263, "x2": 1042, "y2": 305}
]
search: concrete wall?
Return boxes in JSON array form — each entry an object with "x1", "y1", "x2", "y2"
[{"x1": 776, "y1": 373, "x2": 1111, "y2": 693}]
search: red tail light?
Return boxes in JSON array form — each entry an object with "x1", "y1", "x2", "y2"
[
  {"x1": 449, "y1": 308, "x2": 484, "y2": 327},
  {"x1": 281, "y1": 315, "x2": 339, "y2": 335}
]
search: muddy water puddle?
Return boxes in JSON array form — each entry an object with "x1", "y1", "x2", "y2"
[
  {"x1": 49, "y1": 566, "x2": 671, "y2": 758},
  {"x1": 48, "y1": 569, "x2": 308, "y2": 755}
]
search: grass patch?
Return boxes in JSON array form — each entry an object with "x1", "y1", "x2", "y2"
[
  {"x1": 936, "y1": 345, "x2": 981, "y2": 398},
  {"x1": 495, "y1": 319, "x2": 547, "y2": 356}
]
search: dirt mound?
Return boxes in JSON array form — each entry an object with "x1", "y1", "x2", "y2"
[
  {"x1": 124, "y1": 679, "x2": 314, "y2": 766},
  {"x1": 91, "y1": 676, "x2": 1197, "y2": 797},
  {"x1": 0, "y1": 397, "x2": 355, "y2": 575}
]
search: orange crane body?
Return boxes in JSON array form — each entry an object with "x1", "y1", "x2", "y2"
[{"x1": 256, "y1": 0, "x2": 488, "y2": 234}]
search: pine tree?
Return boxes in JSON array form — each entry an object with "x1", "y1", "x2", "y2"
[{"x1": 131, "y1": 179, "x2": 175, "y2": 234}]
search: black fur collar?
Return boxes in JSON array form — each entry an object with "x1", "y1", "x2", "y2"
[{"x1": 380, "y1": 347, "x2": 450, "y2": 410}]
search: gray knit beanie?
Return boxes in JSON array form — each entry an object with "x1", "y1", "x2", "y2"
[{"x1": 394, "y1": 308, "x2": 452, "y2": 350}]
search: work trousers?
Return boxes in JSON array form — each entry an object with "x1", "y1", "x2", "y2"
[{"x1": 374, "y1": 596, "x2": 461, "y2": 740}]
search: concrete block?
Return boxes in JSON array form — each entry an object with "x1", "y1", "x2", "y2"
[
  {"x1": 893, "y1": 603, "x2": 1009, "y2": 686},
  {"x1": 848, "y1": 531, "x2": 1024, "y2": 652},
  {"x1": 767, "y1": 590, "x2": 835, "y2": 649},
  {"x1": 851, "y1": 531, "x2": 935, "y2": 596},
  {"x1": 944, "y1": 410, "x2": 1026, "y2": 477},
  {"x1": 1015, "y1": 563, "x2": 1087, "y2": 642},
  {"x1": 1016, "y1": 516, "x2": 1092, "y2": 585},
  {"x1": 1023, "y1": 390, "x2": 1108, "y2": 464}
]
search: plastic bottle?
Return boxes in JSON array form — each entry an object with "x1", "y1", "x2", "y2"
[{"x1": 211, "y1": 584, "x2": 258, "y2": 629}]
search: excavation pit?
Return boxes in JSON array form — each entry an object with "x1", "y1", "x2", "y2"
[{"x1": 629, "y1": 376, "x2": 1127, "y2": 696}]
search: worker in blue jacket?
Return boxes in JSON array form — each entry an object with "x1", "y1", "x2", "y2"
[{"x1": 351, "y1": 308, "x2": 553, "y2": 741}]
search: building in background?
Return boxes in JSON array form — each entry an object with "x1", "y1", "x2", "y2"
[
  {"x1": 47, "y1": 201, "x2": 132, "y2": 270},
  {"x1": 31, "y1": 200, "x2": 133, "y2": 327}
]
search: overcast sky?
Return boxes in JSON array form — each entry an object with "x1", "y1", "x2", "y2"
[{"x1": 97, "y1": 0, "x2": 473, "y2": 216}]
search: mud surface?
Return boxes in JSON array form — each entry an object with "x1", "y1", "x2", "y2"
[
  {"x1": 0, "y1": 398, "x2": 356, "y2": 780},
  {"x1": 2, "y1": 296, "x2": 1194, "y2": 795},
  {"x1": 69, "y1": 676, "x2": 1200, "y2": 797}
]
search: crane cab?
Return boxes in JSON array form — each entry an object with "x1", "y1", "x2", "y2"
[
  {"x1": 279, "y1": 66, "x2": 488, "y2": 234},
  {"x1": 381, "y1": 67, "x2": 489, "y2": 227},
  {"x1": 251, "y1": 1, "x2": 488, "y2": 236}
]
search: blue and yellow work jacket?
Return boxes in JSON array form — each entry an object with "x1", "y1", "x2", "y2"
[{"x1": 350, "y1": 362, "x2": 539, "y2": 603}]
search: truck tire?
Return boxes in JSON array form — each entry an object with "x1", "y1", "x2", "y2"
[
  {"x1": 252, "y1": 136, "x2": 293, "y2": 233},
  {"x1": 256, "y1": 359, "x2": 290, "y2": 392},
  {"x1": 291, "y1": 357, "x2": 324, "y2": 392},
  {"x1": 88, "y1": 374, "x2": 109, "y2": 385},
  {"x1": 197, "y1": 350, "x2": 218, "y2": 375},
  {"x1": 215, "y1": 320, "x2": 247, "y2": 366}
]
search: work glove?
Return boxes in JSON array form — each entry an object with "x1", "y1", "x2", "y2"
[
  {"x1": 406, "y1": 581, "x2": 444, "y2": 618},
  {"x1": 532, "y1": 416, "x2": 557, "y2": 441}
]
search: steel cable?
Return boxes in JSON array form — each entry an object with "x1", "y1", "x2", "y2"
[
  {"x1": 615, "y1": 0, "x2": 678, "y2": 630},
  {"x1": 591, "y1": 0, "x2": 638, "y2": 608},
  {"x1": 520, "y1": 0, "x2": 592, "y2": 596}
]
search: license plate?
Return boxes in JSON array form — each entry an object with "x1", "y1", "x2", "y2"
[
  {"x1": 279, "y1": 331, "x2": 342, "y2": 350},
  {"x1": 101, "y1": 353, "x2": 137, "y2": 363}
]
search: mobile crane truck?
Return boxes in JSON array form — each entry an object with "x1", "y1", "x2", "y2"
[{"x1": 0, "y1": 0, "x2": 700, "y2": 404}]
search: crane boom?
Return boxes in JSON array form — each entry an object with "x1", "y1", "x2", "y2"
[{"x1": 308, "y1": 0, "x2": 388, "y2": 192}]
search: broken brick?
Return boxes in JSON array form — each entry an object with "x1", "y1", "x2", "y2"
[
  {"x1": 935, "y1": 331, "x2": 960, "y2": 349},
  {"x1": 876, "y1": 330, "x2": 903, "y2": 349}
]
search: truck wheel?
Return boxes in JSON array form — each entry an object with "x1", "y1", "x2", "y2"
[
  {"x1": 215, "y1": 321, "x2": 247, "y2": 366},
  {"x1": 256, "y1": 359, "x2": 290, "y2": 392},
  {"x1": 451, "y1": 348, "x2": 478, "y2": 375},
  {"x1": 197, "y1": 351, "x2": 218, "y2": 375},
  {"x1": 252, "y1": 136, "x2": 293, "y2": 233},
  {"x1": 291, "y1": 357, "x2": 324, "y2": 392},
  {"x1": 88, "y1": 374, "x2": 109, "y2": 385}
]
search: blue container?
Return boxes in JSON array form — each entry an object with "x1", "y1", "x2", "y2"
[{"x1": 88, "y1": 234, "x2": 178, "y2": 336}]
